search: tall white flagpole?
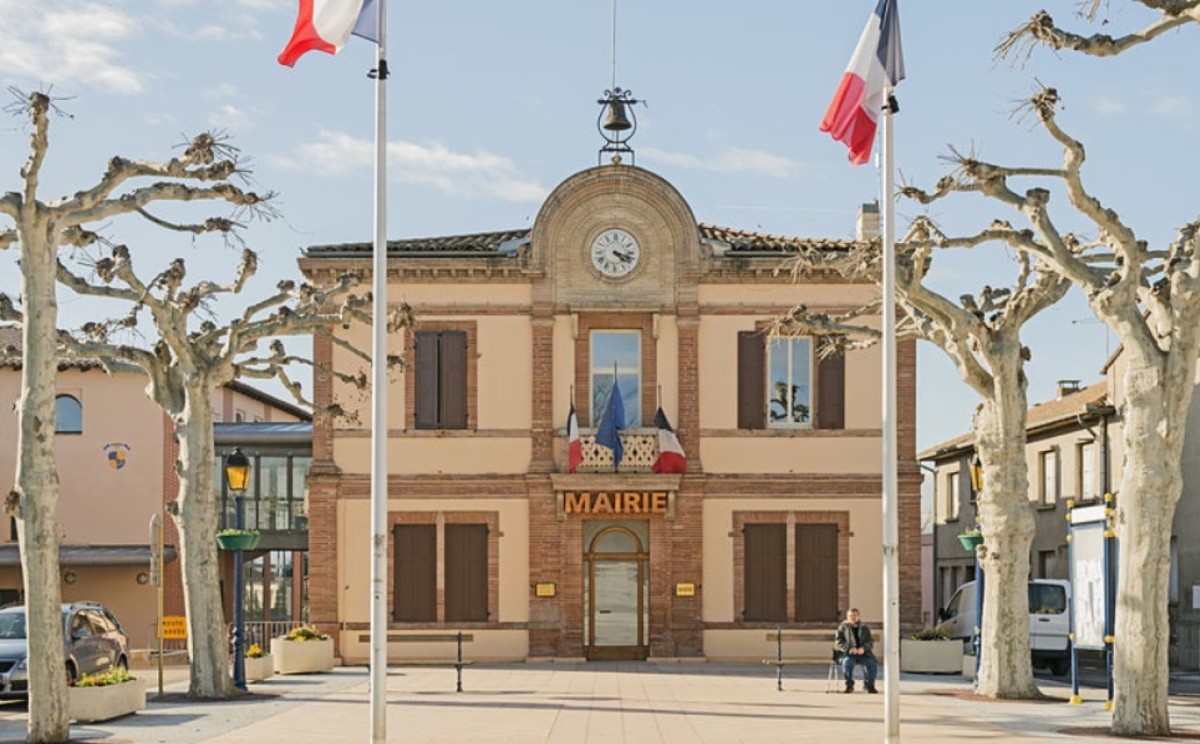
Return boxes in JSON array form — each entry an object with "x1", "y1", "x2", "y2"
[
  {"x1": 369, "y1": 1, "x2": 390, "y2": 741},
  {"x1": 880, "y1": 86, "x2": 900, "y2": 744}
]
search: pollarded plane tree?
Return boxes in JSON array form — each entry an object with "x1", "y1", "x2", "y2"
[
  {"x1": 774, "y1": 216, "x2": 1070, "y2": 698},
  {"x1": 51, "y1": 241, "x2": 410, "y2": 699},
  {"x1": 903, "y1": 80, "x2": 1200, "y2": 732},
  {"x1": 0, "y1": 90, "x2": 267, "y2": 741}
]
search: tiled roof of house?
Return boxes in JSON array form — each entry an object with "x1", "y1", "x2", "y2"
[
  {"x1": 918, "y1": 381, "x2": 1111, "y2": 460},
  {"x1": 302, "y1": 224, "x2": 859, "y2": 257}
]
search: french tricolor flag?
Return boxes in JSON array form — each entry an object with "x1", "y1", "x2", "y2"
[
  {"x1": 566, "y1": 402, "x2": 583, "y2": 474},
  {"x1": 278, "y1": 0, "x2": 381, "y2": 67},
  {"x1": 651, "y1": 407, "x2": 686, "y2": 475},
  {"x1": 819, "y1": 0, "x2": 905, "y2": 166}
]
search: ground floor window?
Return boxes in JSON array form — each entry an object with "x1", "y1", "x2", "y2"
[
  {"x1": 391, "y1": 513, "x2": 498, "y2": 624},
  {"x1": 736, "y1": 511, "x2": 848, "y2": 625}
]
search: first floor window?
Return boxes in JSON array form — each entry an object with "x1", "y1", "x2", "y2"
[
  {"x1": 944, "y1": 471, "x2": 960, "y2": 522},
  {"x1": 1077, "y1": 441, "x2": 1096, "y2": 500},
  {"x1": 55, "y1": 394, "x2": 82, "y2": 434},
  {"x1": 590, "y1": 330, "x2": 640, "y2": 428},
  {"x1": 1039, "y1": 449, "x2": 1058, "y2": 505},
  {"x1": 738, "y1": 331, "x2": 844, "y2": 430},
  {"x1": 414, "y1": 330, "x2": 468, "y2": 429}
]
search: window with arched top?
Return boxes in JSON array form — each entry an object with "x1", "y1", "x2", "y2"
[{"x1": 55, "y1": 395, "x2": 82, "y2": 434}]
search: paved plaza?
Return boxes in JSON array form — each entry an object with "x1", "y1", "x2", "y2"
[{"x1": 2, "y1": 663, "x2": 1198, "y2": 743}]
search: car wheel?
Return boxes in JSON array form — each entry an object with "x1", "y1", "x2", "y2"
[
  {"x1": 116, "y1": 657, "x2": 128, "y2": 673},
  {"x1": 65, "y1": 663, "x2": 77, "y2": 685},
  {"x1": 1051, "y1": 659, "x2": 1070, "y2": 676}
]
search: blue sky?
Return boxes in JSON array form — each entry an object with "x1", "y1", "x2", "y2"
[{"x1": 0, "y1": 0, "x2": 1196, "y2": 462}]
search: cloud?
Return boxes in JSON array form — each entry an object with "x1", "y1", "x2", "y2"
[
  {"x1": 640, "y1": 146, "x2": 797, "y2": 178},
  {"x1": 1151, "y1": 95, "x2": 1192, "y2": 118},
  {"x1": 208, "y1": 103, "x2": 250, "y2": 132},
  {"x1": 269, "y1": 131, "x2": 546, "y2": 202},
  {"x1": 0, "y1": 1, "x2": 144, "y2": 94},
  {"x1": 1092, "y1": 98, "x2": 1125, "y2": 116}
]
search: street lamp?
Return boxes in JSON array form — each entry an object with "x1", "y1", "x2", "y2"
[{"x1": 224, "y1": 447, "x2": 251, "y2": 691}]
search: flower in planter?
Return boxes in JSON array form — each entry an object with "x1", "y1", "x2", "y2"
[
  {"x1": 217, "y1": 528, "x2": 260, "y2": 537},
  {"x1": 246, "y1": 643, "x2": 267, "y2": 659},
  {"x1": 908, "y1": 627, "x2": 951, "y2": 641},
  {"x1": 75, "y1": 665, "x2": 137, "y2": 687},
  {"x1": 285, "y1": 626, "x2": 330, "y2": 642}
]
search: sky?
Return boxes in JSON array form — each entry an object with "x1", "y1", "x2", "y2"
[{"x1": 0, "y1": 0, "x2": 1196, "y2": 464}]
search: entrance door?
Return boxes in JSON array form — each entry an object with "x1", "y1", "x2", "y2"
[{"x1": 584, "y1": 523, "x2": 648, "y2": 660}]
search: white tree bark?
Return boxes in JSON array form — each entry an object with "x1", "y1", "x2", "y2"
[
  {"x1": 14, "y1": 209, "x2": 70, "y2": 741},
  {"x1": 778, "y1": 222, "x2": 1065, "y2": 698}
]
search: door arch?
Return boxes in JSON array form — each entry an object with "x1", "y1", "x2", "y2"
[{"x1": 584, "y1": 522, "x2": 648, "y2": 660}]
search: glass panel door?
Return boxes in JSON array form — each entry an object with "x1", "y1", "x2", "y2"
[{"x1": 593, "y1": 561, "x2": 638, "y2": 646}]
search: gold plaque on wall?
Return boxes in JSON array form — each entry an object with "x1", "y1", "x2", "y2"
[
  {"x1": 534, "y1": 582, "x2": 557, "y2": 598},
  {"x1": 675, "y1": 583, "x2": 696, "y2": 597}
]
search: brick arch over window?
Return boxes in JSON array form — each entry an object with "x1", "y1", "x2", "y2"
[
  {"x1": 574, "y1": 313, "x2": 657, "y2": 428},
  {"x1": 731, "y1": 510, "x2": 850, "y2": 627}
]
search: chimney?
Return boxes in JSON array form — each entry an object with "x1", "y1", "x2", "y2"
[
  {"x1": 856, "y1": 202, "x2": 880, "y2": 241},
  {"x1": 1056, "y1": 379, "x2": 1082, "y2": 398}
]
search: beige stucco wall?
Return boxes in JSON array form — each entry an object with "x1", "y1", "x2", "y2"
[{"x1": 0, "y1": 368, "x2": 165, "y2": 547}]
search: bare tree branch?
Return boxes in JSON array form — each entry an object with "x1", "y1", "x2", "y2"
[{"x1": 996, "y1": 4, "x2": 1197, "y2": 64}]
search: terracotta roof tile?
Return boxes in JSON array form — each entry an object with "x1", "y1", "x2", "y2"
[{"x1": 698, "y1": 223, "x2": 858, "y2": 253}]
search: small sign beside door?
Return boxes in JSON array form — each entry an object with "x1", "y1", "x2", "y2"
[{"x1": 675, "y1": 583, "x2": 696, "y2": 597}]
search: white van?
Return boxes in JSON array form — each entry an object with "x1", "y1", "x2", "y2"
[{"x1": 935, "y1": 579, "x2": 1071, "y2": 675}]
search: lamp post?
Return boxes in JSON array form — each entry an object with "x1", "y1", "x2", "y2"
[
  {"x1": 224, "y1": 447, "x2": 251, "y2": 691},
  {"x1": 968, "y1": 453, "x2": 984, "y2": 687}
]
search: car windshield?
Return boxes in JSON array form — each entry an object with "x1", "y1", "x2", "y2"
[{"x1": 0, "y1": 612, "x2": 26, "y2": 640}]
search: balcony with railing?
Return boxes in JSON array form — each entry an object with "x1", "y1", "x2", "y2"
[{"x1": 574, "y1": 431, "x2": 659, "y2": 473}]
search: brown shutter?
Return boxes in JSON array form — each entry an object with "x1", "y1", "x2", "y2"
[
  {"x1": 795, "y1": 524, "x2": 839, "y2": 621},
  {"x1": 737, "y1": 331, "x2": 766, "y2": 429},
  {"x1": 440, "y1": 331, "x2": 468, "y2": 429},
  {"x1": 413, "y1": 332, "x2": 439, "y2": 429},
  {"x1": 393, "y1": 524, "x2": 436, "y2": 622},
  {"x1": 744, "y1": 524, "x2": 786, "y2": 621},
  {"x1": 815, "y1": 337, "x2": 845, "y2": 430},
  {"x1": 444, "y1": 524, "x2": 487, "y2": 621}
]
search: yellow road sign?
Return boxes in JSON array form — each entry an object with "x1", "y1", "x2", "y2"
[{"x1": 160, "y1": 615, "x2": 187, "y2": 640}]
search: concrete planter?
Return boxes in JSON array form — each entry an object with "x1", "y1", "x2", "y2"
[
  {"x1": 273, "y1": 637, "x2": 334, "y2": 674},
  {"x1": 244, "y1": 655, "x2": 274, "y2": 682},
  {"x1": 68, "y1": 678, "x2": 147, "y2": 723},
  {"x1": 962, "y1": 654, "x2": 976, "y2": 680},
  {"x1": 899, "y1": 639, "x2": 963, "y2": 673}
]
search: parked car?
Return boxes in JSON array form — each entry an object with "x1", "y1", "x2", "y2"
[
  {"x1": 0, "y1": 601, "x2": 131, "y2": 696},
  {"x1": 935, "y1": 579, "x2": 1072, "y2": 676}
]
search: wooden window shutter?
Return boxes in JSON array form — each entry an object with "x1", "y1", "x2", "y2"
[
  {"x1": 413, "y1": 332, "x2": 440, "y2": 429},
  {"x1": 815, "y1": 337, "x2": 845, "y2": 430},
  {"x1": 795, "y1": 524, "x2": 839, "y2": 621},
  {"x1": 444, "y1": 524, "x2": 488, "y2": 621},
  {"x1": 393, "y1": 524, "x2": 436, "y2": 622},
  {"x1": 743, "y1": 524, "x2": 786, "y2": 621},
  {"x1": 737, "y1": 331, "x2": 766, "y2": 429},
  {"x1": 440, "y1": 331, "x2": 468, "y2": 429}
]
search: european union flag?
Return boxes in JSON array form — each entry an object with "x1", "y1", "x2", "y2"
[{"x1": 594, "y1": 375, "x2": 625, "y2": 468}]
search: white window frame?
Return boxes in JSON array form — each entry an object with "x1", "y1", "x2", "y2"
[
  {"x1": 1076, "y1": 440, "x2": 1096, "y2": 501},
  {"x1": 766, "y1": 336, "x2": 814, "y2": 429},
  {"x1": 1039, "y1": 449, "x2": 1059, "y2": 506},
  {"x1": 944, "y1": 470, "x2": 960, "y2": 522}
]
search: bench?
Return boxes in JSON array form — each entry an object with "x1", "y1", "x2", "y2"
[
  {"x1": 761, "y1": 628, "x2": 835, "y2": 692},
  {"x1": 357, "y1": 631, "x2": 474, "y2": 692}
]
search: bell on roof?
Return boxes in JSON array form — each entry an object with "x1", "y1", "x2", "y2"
[{"x1": 597, "y1": 87, "x2": 641, "y2": 165}]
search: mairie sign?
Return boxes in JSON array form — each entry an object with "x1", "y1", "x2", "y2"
[{"x1": 560, "y1": 490, "x2": 670, "y2": 516}]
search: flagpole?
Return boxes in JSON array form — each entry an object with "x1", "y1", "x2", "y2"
[
  {"x1": 880, "y1": 86, "x2": 900, "y2": 744},
  {"x1": 369, "y1": 1, "x2": 390, "y2": 741}
]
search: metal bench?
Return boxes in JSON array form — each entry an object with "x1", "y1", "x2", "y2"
[
  {"x1": 761, "y1": 627, "x2": 836, "y2": 691},
  {"x1": 358, "y1": 631, "x2": 474, "y2": 692}
]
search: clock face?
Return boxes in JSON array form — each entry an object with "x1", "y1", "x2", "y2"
[{"x1": 590, "y1": 228, "x2": 641, "y2": 278}]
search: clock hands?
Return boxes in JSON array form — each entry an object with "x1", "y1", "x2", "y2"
[{"x1": 613, "y1": 249, "x2": 634, "y2": 263}]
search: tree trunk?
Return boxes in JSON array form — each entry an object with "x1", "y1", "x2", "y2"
[
  {"x1": 973, "y1": 355, "x2": 1040, "y2": 698},
  {"x1": 16, "y1": 216, "x2": 70, "y2": 742},
  {"x1": 173, "y1": 387, "x2": 238, "y2": 699},
  {"x1": 1111, "y1": 355, "x2": 1188, "y2": 735}
]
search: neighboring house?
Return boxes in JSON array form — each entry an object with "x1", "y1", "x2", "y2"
[
  {"x1": 0, "y1": 326, "x2": 309, "y2": 651},
  {"x1": 299, "y1": 162, "x2": 922, "y2": 663},
  {"x1": 921, "y1": 380, "x2": 1115, "y2": 619}
]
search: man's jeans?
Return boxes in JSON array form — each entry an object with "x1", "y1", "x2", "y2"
[{"x1": 842, "y1": 653, "x2": 878, "y2": 689}]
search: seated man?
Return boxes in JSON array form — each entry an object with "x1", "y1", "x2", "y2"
[{"x1": 834, "y1": 607, "x2": 878, "y2": 693}]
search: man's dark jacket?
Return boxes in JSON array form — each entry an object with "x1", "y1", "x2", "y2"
[{"x1": 834, "y1": 620, "x2": 876, "y2": 659}]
